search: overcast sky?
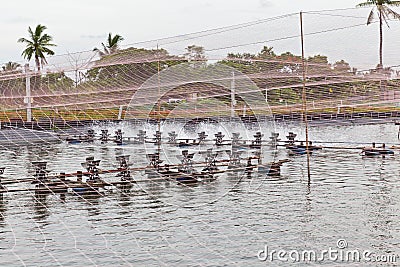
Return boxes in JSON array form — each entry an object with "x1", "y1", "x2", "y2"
[{"x1": 2, "y1": 0, "x2": 400, "y2": 69}]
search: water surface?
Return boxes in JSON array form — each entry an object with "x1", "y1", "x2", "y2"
[{"x1": 1, "y1": 121, "x2": 400, "y2": 266}]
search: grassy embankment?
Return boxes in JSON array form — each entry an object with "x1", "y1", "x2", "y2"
[{"x1": 0, "y1": 103, "x2": 399, "y2": 122}]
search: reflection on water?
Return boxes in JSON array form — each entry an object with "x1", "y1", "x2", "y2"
[
  {"x1": 117, "y1": 190, "x2": 132, "y2": 208},
  {"x1": 79, "y1": 192, "x2": 103, "y2": 217},
  {"x1": 33, "y1": 193, "x2": 49, "y2": 222},
  {"x1": 0, "y1": 195, "x2": 5, "y2": 225},
  {"x1": 367, "y1": 182, "x2": 395, "y2": 253},
  {"x1": 0, "y1": 122, "x2": 400, "y2": 266}
]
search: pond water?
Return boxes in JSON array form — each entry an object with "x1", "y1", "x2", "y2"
[{"x1": 1, "y1": 120, "x2": 400, "y2": 266}]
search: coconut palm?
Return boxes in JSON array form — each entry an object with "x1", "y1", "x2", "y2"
[
  {"x1": 18, "y1": 24, "x2": 56, "y2": 72},
  {"x1": 357, "y1": 0, "x2": 400, "y2": 69},
  {"x1": 93, "y1": 33, "x2": 124, "y2": 56},
  {"x1": 2, "y1": 62, "x2": 21, "y2": 72}
]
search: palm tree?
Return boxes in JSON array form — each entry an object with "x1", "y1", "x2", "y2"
[
  {"x1": 93, "y1": 33, "x2": 124, "y2": 56},
  {"x1": 2, "y1": 62, "x2": 21, "y2": 72},
  {"x1": 357, "y1": 0, "x2": 400, "y2": 69},
  {"x1": 18, "y1": 24, "x2": 56, "y2": 72}
]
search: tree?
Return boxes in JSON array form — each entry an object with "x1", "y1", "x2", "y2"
[
  {"x1": 18, "y1": 24, "x2": 56, "y2": 72},
  {"x1": 184, "y1": 45, "x2": 206, "y2": 69},
  {"x1": 2, "y1": 62, "x2": 21, "y2": 72},
  {"x1": 85, "y1": 47, "x2": 181, "y2": 84},
  {"x1": 333, "y1": 60, "x2": 351, "y2": 73},
  {"x1": 222, "y1": 52, "x2": 257, "y2": 74},
  {"x1": 258, "y1": 46, "x2": 276, "y2": 59},
  {"x1": 308, "y1": 54, "x2": 329, "y2": 65},
  {"x1": 307, "y1": 54, "x2": 331, "y2": 73},
  {"x1": 184, "y1": 45, "x2": 206, "y2": 61},
  {"x1": 279, "y1": 52, "x2": 301, "y2": 62},
  {"x1": 93, "y1": 33, "x2": 124, "y2": 56},
  {"x1": 357, "y1": 0, "x2": 400, "y2": 69}
]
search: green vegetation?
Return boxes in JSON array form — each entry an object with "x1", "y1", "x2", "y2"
[
  {"x1": 2, "y1": 62, "x2": 21, "y2": 72},
  {"x1": 93, "y1": 33, "x2": 125, "y2": 56},
  {"x1": 1, "y1": 43, "x2": 396, "y2": 121},
  {"x1": 18, "y1": 24, "x2": 56, "y2": 71},
  {"x1": 0, "y1": 20, "x2": 398, "y2": 122},
  {"x1": 42, "y1": 72, "x2": 75, "y2": 92},
  {"x1": 84, "y1": 47, "x2": 183, "y2": 87},
  {"x1": 219, "y1": 46, "x2": 357, "y2": 106}
]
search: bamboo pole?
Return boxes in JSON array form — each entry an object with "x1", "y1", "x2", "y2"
[{"x1": 300, "y1": 11, "x2": 311, "y2": 181}]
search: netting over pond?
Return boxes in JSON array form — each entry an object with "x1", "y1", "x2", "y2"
[{"x1": 2, "y1": 7, "x2": 400, "y2": 266}]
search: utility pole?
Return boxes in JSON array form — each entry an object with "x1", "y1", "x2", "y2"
[
  {"x1": 231, "y1": 71, "x2": 236, "y2": 117},
  {"x1": 300, "y1": 11, "x2": 311, "y2": 180},
  {"x1": 157, "y1": 44, "x2": 161, "y2": 155},
  {"x1": 25, "y1": 64, "x2": 32, "y2": 122}
]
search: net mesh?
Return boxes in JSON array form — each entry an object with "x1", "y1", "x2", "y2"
[{"x1": 1, "y1": 7, "x2": 400, "y2": 266}]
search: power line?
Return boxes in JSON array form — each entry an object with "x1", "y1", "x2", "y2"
[
  {"x1": 156, "y1": 13, "x2": 298, "y2": 47},
  {"x1": 2, "y1": 6, "x2": 373, "y2": 66},
  {"x1": 205, "y1": 22, "x2": 369, "y2": 52},
  {"x1": 304, "y1": 12, "x2": 366, "y2": 19}
]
